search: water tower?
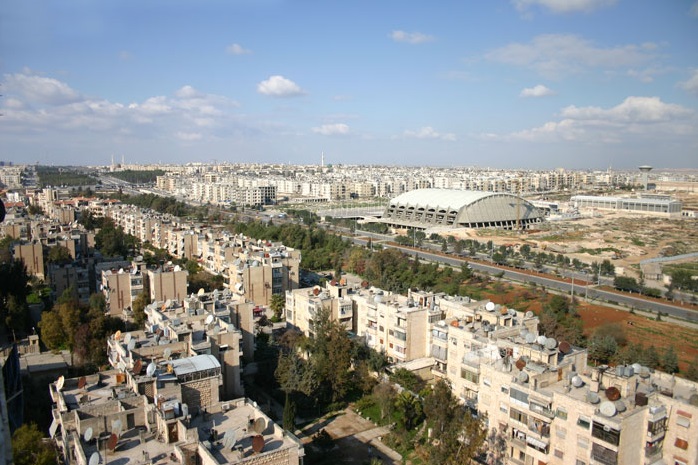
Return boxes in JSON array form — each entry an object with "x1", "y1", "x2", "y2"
[{"x1": 638, "y1": 165, "x2": 652, "y2": 191}]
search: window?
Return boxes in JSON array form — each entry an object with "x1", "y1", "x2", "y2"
[
  {"x1": 575, "y1": 460, "x2": 586, "y2": 465},
  {"x1": 461, "y1": 368, "x2": 479, "y2": 383},
  {"x1": 554, "y1": 449, "x2": 564, "y2": 459},
  {"x1": 501, "y1": 385, "x2": 509, "y2": 394},
  {"x1": 592, "y1": 421, "x2": 620, "y2": 446},
  {"x1": 510, "y1": 408, "x2": 528, "y2": 424},
  {"x1": 577, "y1": 435, "x2": 589, "y2": 450},
  {"x1": 500, "y1": 402, "x2": 508, "y2": 413},
  {"x1": 647, "y1": 418, "x2": 666, "y2": 435},
  {"x1": 556, "y1": 407, "x2": 568, "y2": 420},
  {"x1": 674, "y1": 459, "x2": 688, "y2": 465},
  {"x1": 577, "y1": 416, "x2": 591, "y2": 429},
  {"x1": 555, "y1": 426, "x2": 567, "y2": 439},
  {"x1": 483, "y1": 377, "x2": 491, "y2": 387},
  {"x1": 510, "y1": 388, "x2": 529, "y2": 406},
  {"x1": 591, "y1": 442, "x2": 618, "y2": 465}
]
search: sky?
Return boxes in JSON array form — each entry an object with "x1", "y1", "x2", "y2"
[{"x1": 1, "y1": 0, "x2": 697, "y2": 170}]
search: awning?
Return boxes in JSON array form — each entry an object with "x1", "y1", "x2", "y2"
[
  {"x1": 49, "y1": 419, "x2": 59, "y2": 439},
  {"x1": 526, "y1": 436, "x2": 547, "y2": 449}
]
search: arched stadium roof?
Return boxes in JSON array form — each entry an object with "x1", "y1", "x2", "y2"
[{"x1": 381, "y1": 188, "x2": 544, "y2": 230}]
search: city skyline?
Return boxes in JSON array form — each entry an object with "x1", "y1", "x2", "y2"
[{"x1": 2, "y1": 0, "x2": 697, "y2": 169}]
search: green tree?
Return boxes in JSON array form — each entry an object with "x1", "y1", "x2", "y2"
[
  {"x1": 599, "y1": 259, "x2": 615, "y2": 276},
  {"x1": 132, "y1": 292, "x2": 150, "y2": 327},
  {"x1": 395, "y1": 391, "x2": 423, "y2": 431},
  {"x1": 12, "y1": 423, "x2": 57, "y2": 465},
  {"x1": 373, "y1": 381, "x2": 397, "y2": 421},
  {"x1": 47, "y1": 245, "x2": 72, "y2": 265},
  {"x1": 38, "y1": 310, "x2": 66, "y2": 350},
  {"x1": 270, "y1": 293, "x2": 286, "y2": 321},
  {"x1": 662, "y1": 345, "x2": 679, "y2": 374},
  {"x1": 422, "y1": 379, "x2": 486, "y2": 465},
  {"x1": 282, "y1": 392, "x2": 297, "y2": 432},
  {"x1": 588, "y1": 335, "x2": 618, "y2": 365}
]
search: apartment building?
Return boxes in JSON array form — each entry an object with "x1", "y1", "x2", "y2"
[
  {"x1": 147, "y1": 265, "x2": 188, "y2": 303},
  {"x1": 285, "y1": 280, "x2": 354, "y2": 336},
  {"x1": 47, "y1": 262, "x2": 91, "y2": 304},
  {"x1": 11, "y1": 240, "x2": 45, "y2": 279},
  {"x1": 49, "y1": 356, "x2": 302, "y2": 465},
  {"x1": 101, "y1": 262, "x2": 146, "y2": 315}
]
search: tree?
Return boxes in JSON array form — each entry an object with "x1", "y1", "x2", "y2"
[
  {"x1": 588, "y1": 335, "x2": 618, "y2": 365},
  {"x1": 132, "y1": 292, "x2": 150, "y2": 327},
  {"x1": 662, "y1": 345, "x2": 679, "y2": 374},
  {"x1": 270, "y1": 293, "x2": 286, "y2": 321},
  {"x1": 373, "y1": 381, "x2": 396, "y2": 421},
  {"x1": 599, "y1": 259, "x2": 615, "y2": 277},
  {"x1": 395, "y1": 391, "x2": 423, "y2": 430},
  {"x1": 12, "y1": 423, "x2": 57, "y2": 465},
  {"x1": 38, "y1": 310, "x2": 66, "y2": 350},
  {"x1": 422, "y1": 379, "x2": 486, "y2": 465},
  {"x1": 282, "y1": 392, "x2": 297, "y2": 431},
  {"x1": 47, "y1": 245, "x2": 72, "y2": 265}
]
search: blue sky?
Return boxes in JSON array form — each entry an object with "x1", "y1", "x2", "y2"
[{"x1": 2, "y1": 0, "x2": 697, "y2": 169}]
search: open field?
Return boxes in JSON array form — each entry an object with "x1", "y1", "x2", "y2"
[{"x1": 481, "y1": 283, "x2": 698, "y2": 373}]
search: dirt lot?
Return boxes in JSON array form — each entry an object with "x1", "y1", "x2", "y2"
[{"x1": 483, "y1": 285, "x2": 698, "y2": 372}]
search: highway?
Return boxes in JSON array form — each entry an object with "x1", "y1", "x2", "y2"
[{"x1": 368, "y1": 241, "x2": 698, "y2": 324}]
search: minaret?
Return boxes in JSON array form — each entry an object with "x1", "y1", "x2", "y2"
[{"x1": 321, "y1": 151, "x2": 325, "y2": 168}]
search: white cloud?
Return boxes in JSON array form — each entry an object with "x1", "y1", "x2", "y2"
[
  {"x1": 226, "y1": 43, "x2": 252, "y2": 55},
  {"x1": 499, "y1": 96, "x2": 695, "y2": 143},
  {"x1": 3, "y1": 72, "x2": 81, "y2": 105},
  {"x1": 512, "y1": 0, "x2": 616, "y2": 14},
  {"x1": 0, "y1": 72, "x2": 239, "y2": 140},
  {"x1": 486, "y1": 34, "x2": 656, "y2": 79},
  {"x1": 678, "y1": 69, "x2": 698, "y2": 95},
  {"x1": 390, "y1": 30, "x2": 435, "y2": 44},
  {"x1": 257, "y1": 75, "x2": 305, "y2": 97},
  {"x1": 403, "y1": 126, "x2": 456, "y2": 141},
  {"x1": 520, "y1": 84, "x2": 555, "y2": 98},
  {"x1": 312, "y1": 123, "x2": 350, "y2": 136},
  {"x1": 175, "y1": 131, "x2": 203, "y2": 141}
]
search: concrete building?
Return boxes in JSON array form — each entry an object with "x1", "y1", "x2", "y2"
[
  {"x1": 47, "y1": 262, "x2": 91, "y2": 304},
  {"x1": 285, "y1": 280, "x2": 354, "y2": 336},
  {"x1": 571, "y1": 194, "x2": 683, "y2": 217},
  {"x1": 101, "y1": 263, "x2": 146, "y2": 315},
  {"x1": 148, "y1": 265, "x2": 188, "y2": 303},
  {"x1": 49, "y1": 367, "x2": 303, "y2": 465},
  {"x1": 12, "y1": 240, "x2": 45, "y2": 279}
]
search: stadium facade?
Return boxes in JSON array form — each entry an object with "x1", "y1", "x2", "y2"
[{"x1": 381, "y1": 188, "x2": 545, "y2": 230}]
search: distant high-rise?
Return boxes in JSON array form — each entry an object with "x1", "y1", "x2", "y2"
[
  {"x1": 321, "y1": 151, "x2": 325, "y2": 168},
  {"x1": 639, "y1": 165, "x2": 652, "y2": 190}
]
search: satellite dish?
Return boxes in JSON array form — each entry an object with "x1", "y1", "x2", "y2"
[
  {"x1": 545, "y1": 338, "x2": 557, "y2": 350},
  {"x1": 205, "y1": 314, "x2": 214, "y2": 325},
  {"x1": 508, "y1": 308, "x2": 517, "y2": 316},
  {"x1": 112, "y1": 419, "x2": 123, "y2": 437},
  {"x1": 198, "y1": 288, "x2": 205, "y2": 296},
  {"x1": 56, "y1": 376, "x2": 65, "y2": 391},
  {"x1": 614, "y1": 400, "x2": 626, "y2": 412},
  {"x1": 525, "y1": 333, "x2": 536, "y2": 344},
  {"x1": 84, "y1": 427, "x2": 93, "y2": 442},
  {"x1": 146, "y1": 362, "x2": 157, "y2": 377},
  {"x1": 107, "y1": 433, "x2": 118, "y2": 451},
  {"x1": 127, "y1": 339, "x2": 136, "y2": 351},
  {"x1": 605, "y1": 387, "x2": 621, "y2": 401},
  {"x1": 181, "y1": 404, "x2": 189, "y2": 418},
  {"x1": 252, "y1": 435, "x2": 265, "y2": 453},
  {"x1": 515, "y1": 358, "x2": 527, "y2": 370},
  {"x1": 536, "y1": 335, "x2": 547, "y2": 345},
  {"x1": 599, "y1": 401, "x2": 617, "y2": 417},
  {"x1": 517, "y1": 371, "x2": 529, "y2": 383},
  {"x1": 78, "y1": 376, "x2": 87, "y2": 389},
  {"x1": 631, "y1": 363, "x2": 642, "y2": 372},
  {"x1": 212, "y1": 325, "x2": 220, "y2": 335},
  {"x1": 485, "y1": 302, "x2": 495, "y2": 312},
  {"x1": 163, "y1": 348, "x2": 172, "y2": 360},
  {"x1": 571, "y1": 376, "x2": 583, "y2": 387},
  {"x1": 133, "y1": 360, "x2": 143, "y2": 374},
  {"x1": 525, "y1": 311, "x2": 534, "y2": 318},
  {"x1": 124, "y1": 333, "x2": 132, "y2": 345},
  {"x1": 587, "y1": 392, "x2": 600, "y2": 404},
  {"x1": 222, "y1": 429, "x2": 237, "y2": 450},
  {"x1": 558, "y1": 341, "x2": 572, "y2": 354},
  {"x1": 253, "y1": 417, "x2": 266, "y2": 434},
  {"x1": 88, "y1": 452, "x2": 100, "y2": 465},
  {"x1": 114, "y1": 330, "x2": 122, "y2": 341}
]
